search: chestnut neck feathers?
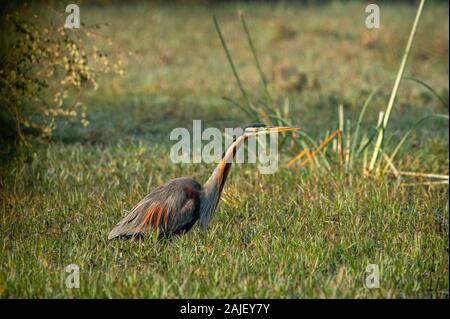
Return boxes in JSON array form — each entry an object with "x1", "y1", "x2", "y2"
[{"x1": 200, "y1": 134, "x2": 247, "y2": 228}]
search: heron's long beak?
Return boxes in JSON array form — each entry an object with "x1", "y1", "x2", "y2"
[
  {"x1": 254, "y1": 126, "x2": 301, "y2": 135},
  {"x1": 267, "y1": 126, "x2": 301, "y2": 133}
]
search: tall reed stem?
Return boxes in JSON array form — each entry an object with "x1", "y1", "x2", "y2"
[
  {"x1": 213, "y1": 15, "x2": 251, "y2": 108},
  {"x1": 368, "y1": 0, "x2": 426, "y2": 172}
]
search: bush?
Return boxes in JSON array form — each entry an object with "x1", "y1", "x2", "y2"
[{"x1": 0, "y1": 8, "x2": 124, "y2": 145}]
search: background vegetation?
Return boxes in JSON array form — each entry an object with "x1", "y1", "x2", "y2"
[{"x1": 0, "y1": 1, "x2": 448, "y2": 298}]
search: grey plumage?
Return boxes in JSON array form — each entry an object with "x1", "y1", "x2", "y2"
[{"x1": 108, "y1": 178, "x2": 202, "y2": 239}]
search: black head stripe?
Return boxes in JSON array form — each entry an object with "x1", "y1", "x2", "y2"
[{"x1": 244, "y1": 123, "x2": 267, "y2": 130}]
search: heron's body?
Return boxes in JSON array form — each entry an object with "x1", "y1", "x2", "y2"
[
  {"x1": 108, "y1": 125, "x2": 299, "y2": 239},
  {"x1": 108, "y1": 178, "x2": 202, "y2": 239}
]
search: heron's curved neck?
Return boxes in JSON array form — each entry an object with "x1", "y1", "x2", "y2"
[{"x1": 200, "y1": 135, "x2": 246, "y2": 228}]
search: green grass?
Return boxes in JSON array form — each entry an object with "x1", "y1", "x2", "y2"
[{"x1": 0, "y1": 1, "x2": 448, "y2": 298}]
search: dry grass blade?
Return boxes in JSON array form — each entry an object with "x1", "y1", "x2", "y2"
[
  {"x1": 401, "y1": 180, "x2": 449, "y2": 187},
  {"x1": 399, "y1": 172, "x2": 449, "y2": 180},
  {"x1": 287, "y1": 148, "x2": 310, "y2": 168},
  {"x1": 381, "y1": 152, "x2": 400, "y2": 178},
  {"x1": 256, "y1": 106, "x2": 273, "y2": 125},
  {"x1": 288, "y1": 130, "x2": 343, "y2": 169}
]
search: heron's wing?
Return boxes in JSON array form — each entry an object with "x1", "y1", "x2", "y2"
[{"x1": 108, "y1": 179, "x2": 201, "y2": 239}]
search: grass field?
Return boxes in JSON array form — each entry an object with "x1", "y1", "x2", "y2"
[{"x1": 0, "y1": 1, "x2": 449, "y2": 298}]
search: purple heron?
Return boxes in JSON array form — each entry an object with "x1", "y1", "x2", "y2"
[{"x1": 108, "y1": 124, "x2": 300, "y2": 239}]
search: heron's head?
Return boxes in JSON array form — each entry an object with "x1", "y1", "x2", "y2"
[{"x1": 243, "y1": 123, "x2": 301, "y2": 137}]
